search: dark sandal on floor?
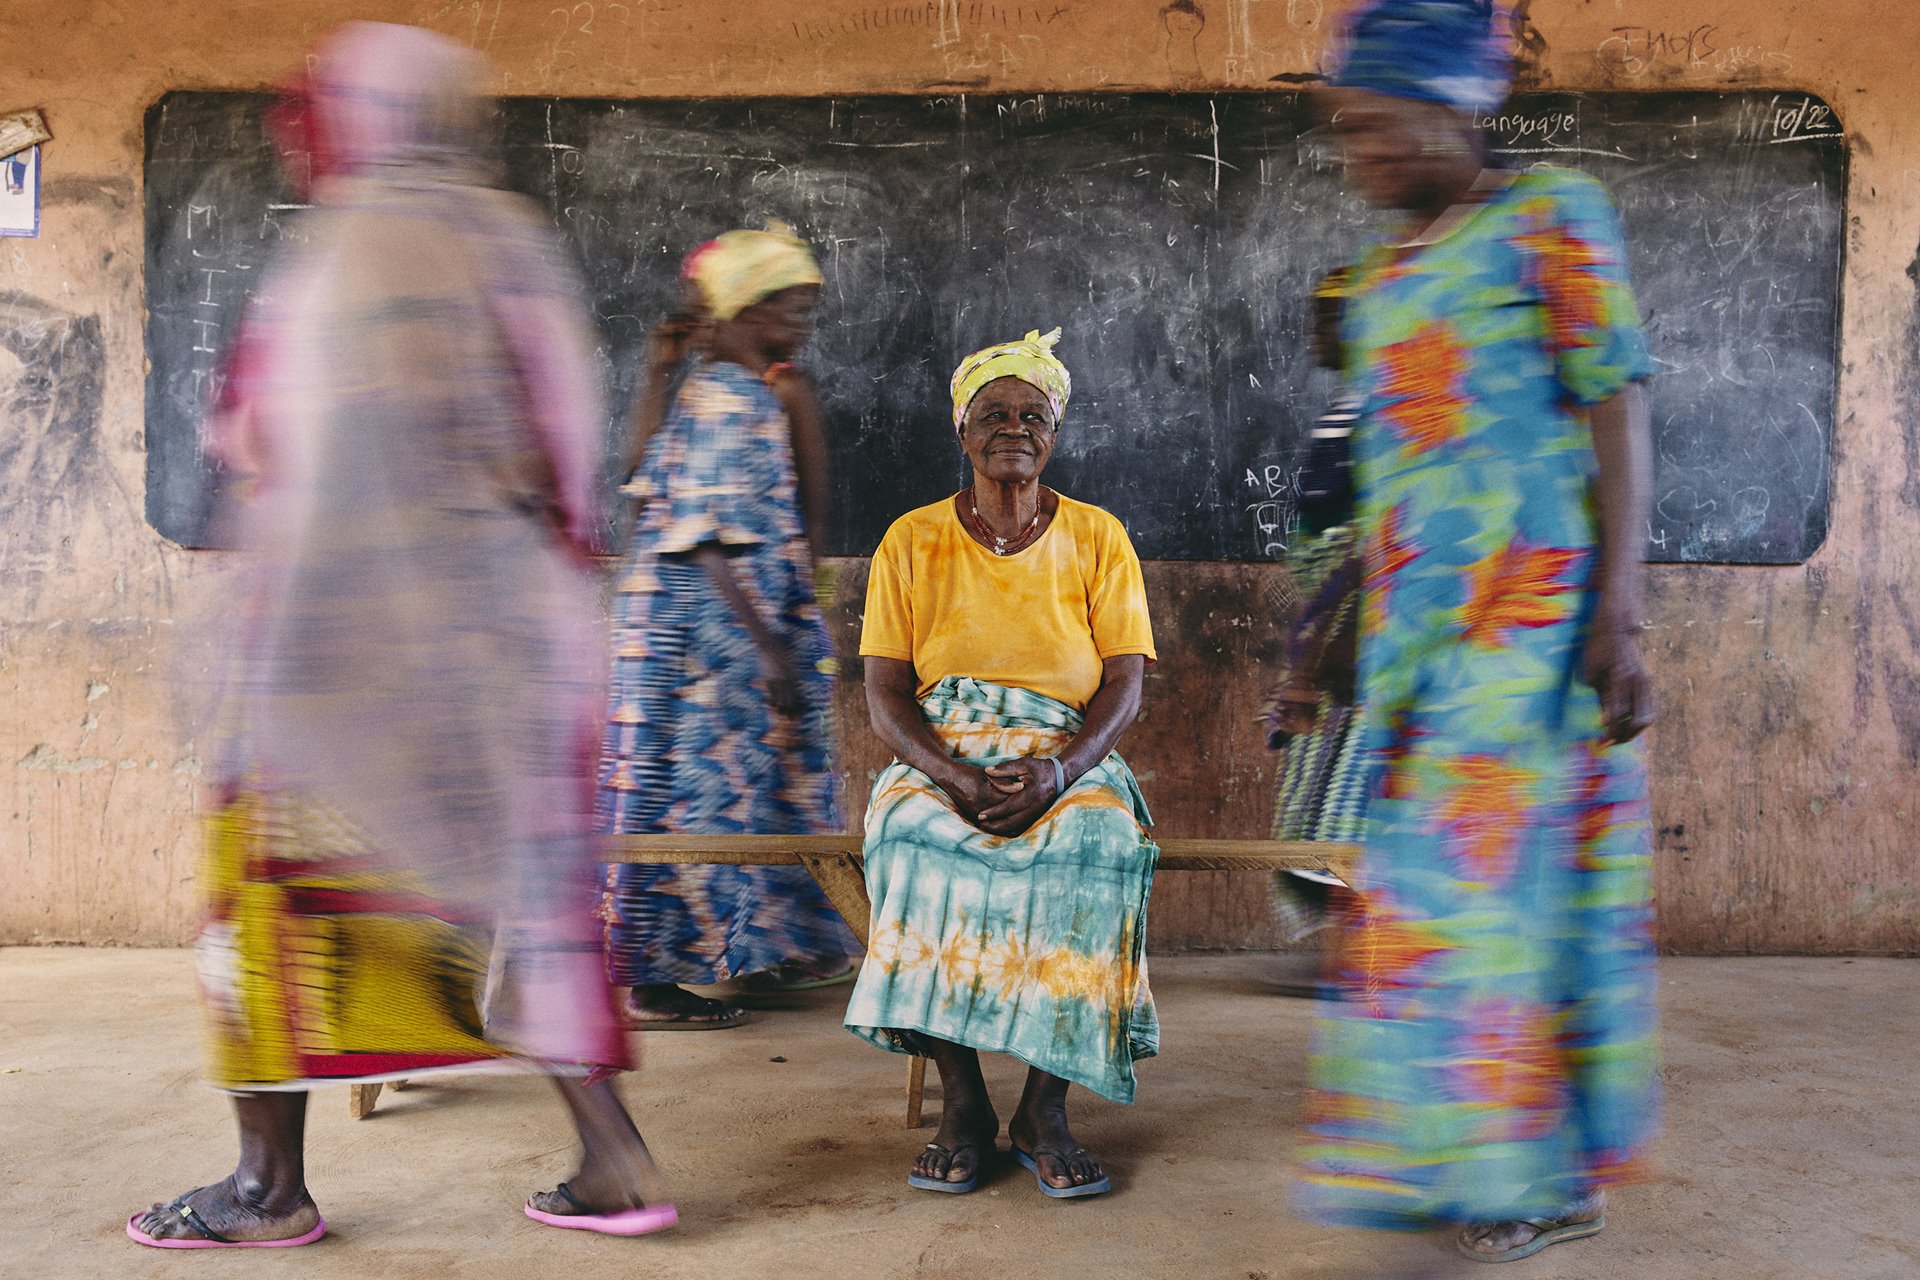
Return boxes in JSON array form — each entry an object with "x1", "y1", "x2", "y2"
[
  {"x1": 907, "y1": 1142, "x2": 984, "y2": 1193},
  {"x1": 1456, "y1": 1213, "x2": 1605, "y2": 1263},
  {"x1": 621, "y1": 994, "x2": 749, "y2": 1030},
  {"x1": 738, "y1": 960, "x2": 860, "y2": 992},
  {"x1": 1012, "y1": 1145, "x2": 1112, "y2": 1199}
]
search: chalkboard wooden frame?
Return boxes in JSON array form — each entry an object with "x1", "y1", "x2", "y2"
[{"x1": 144, "y1": 89, "x2": 1845, "y2": 563}]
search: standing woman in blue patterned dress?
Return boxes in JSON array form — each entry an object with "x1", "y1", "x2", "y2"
[{"x1": 597, "y1": 226, "x2": 857, "y2": 1028}]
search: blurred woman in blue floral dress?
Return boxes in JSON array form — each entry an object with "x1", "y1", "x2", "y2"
[{"x1": 1298, "y1": 1, "x2": 1662, "y2": 1264}]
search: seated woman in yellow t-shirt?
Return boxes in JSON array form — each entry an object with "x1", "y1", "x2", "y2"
[{"x1": 843, "y1": 329, "x2": 1158, "y2": 1201}]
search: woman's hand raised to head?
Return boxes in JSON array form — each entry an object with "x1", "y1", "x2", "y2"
[
  {"x1": 646, "y1": 310, "x2": 706, "y2": 379},
  {"x1": 621, "y1": 310, "x2": 709, "y2": 481}
]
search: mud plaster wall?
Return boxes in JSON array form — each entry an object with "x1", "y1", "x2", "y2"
[{"x1": 3, "y1": 0, "x2": 1915, "y2": 953}]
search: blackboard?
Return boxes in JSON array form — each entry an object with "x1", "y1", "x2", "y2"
[{"x1": 145, "y1": 89, "x2": 1845, "y2": 563}]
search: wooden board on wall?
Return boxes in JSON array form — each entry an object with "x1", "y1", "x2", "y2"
[{"x1": 145, "y1": 89, "x2": 1844, "y2": 563}]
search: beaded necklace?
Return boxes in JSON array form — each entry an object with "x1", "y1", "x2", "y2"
[{"x1": 963, "y1": 492, "x2": 1044, "y2": 556}]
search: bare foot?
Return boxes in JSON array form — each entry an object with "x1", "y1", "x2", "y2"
[
  {"x1": 534, "y1": 1074, "x2": 668, "y2": 1216},
  {"x1": 527, "y1": 1179, "x2": 645, "y2": 1218},
  {"x1": 1005, "y1": 1065, "x2": 1106, "y2": 1193},
  {"x1": 912, "y1": 1083, "x2": 997, "y2": 1187},
  {"x1": 131, "y1": 1177, "x2": 320, "y2": 1244},
  {"x1": 1008, "y1": 1099, "x2": 1104, "y2": 1191}
]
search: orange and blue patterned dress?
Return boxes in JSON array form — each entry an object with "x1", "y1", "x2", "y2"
[
  {"x1": 1298, "y1": 167, "x2": 1662, "y2": 1225},
  {"x1": 597, "y1": 361, "x2": 855, "y2": 986}
]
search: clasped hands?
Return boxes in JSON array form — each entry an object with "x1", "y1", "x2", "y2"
[{"x1": 938, "y1": 757, "x2": 1064, "y2": 837}]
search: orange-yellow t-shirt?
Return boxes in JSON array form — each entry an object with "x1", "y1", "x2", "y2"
[{"x1": 859, "y1": 493, "x2": 1156, "y2": 712}]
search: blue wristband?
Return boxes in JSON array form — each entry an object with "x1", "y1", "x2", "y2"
[{"x1": 1045, "y1": 756, "x2": 1066, "y2": 795}]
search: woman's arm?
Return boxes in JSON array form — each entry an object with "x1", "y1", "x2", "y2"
[
  {"x1": 768, "y1": 365, "x2": 832, "y2": 567},
  {"x1": 976, "y1": 654, "x2": 1147, "y2": 835},
  {"x1": 685, "y1": 543, "x2": 804, "y2": 717},
  {"x1": 621, "y1": 313, "x2": 701, "y2": 481},
  {"x1": 865, "y1": 655, "x2": 1008, "y2": 824},
  {"x1": 1584, "y1": 382, "x2": 1655, "y2": 744}
]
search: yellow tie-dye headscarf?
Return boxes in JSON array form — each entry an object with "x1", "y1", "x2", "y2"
[
  {"x1": 949, "y1": 327, "x2": 1072, "y2": 431},
  {"x1": 685, "y1": 222, "x2": 824, "y2": 322}
]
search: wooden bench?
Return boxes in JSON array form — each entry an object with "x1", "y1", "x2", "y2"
[{"x1": 349, "y1": 833, "x2": 1358, "y2": 1122}]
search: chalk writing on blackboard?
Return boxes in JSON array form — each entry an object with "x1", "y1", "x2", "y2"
[
  {"x1": 1768, "y1": 95, "x2": 1843, "y2": 144},
  {"x1": 1243, "y1": 462, "x2": 1296, "y2": 558},
  {"x1": 145, "y1": 90, "x2": 1845, "y2": 565}
]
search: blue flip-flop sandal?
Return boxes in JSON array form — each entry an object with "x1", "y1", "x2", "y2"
[
  {"x1": 1012, "y1": 1145, "x2": 1112, "y2": 1199},
  {"x1": 906, "y1": 1142, "x2": 983, "y2": 1194}
]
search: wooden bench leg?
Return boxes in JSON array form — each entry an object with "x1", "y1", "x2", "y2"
[
  {"x1": 348, "y1": 1082, "x2": 382, "y2": 1119},
  {"x1": 797, "y1": 851, "x2": 872, "y2": 948},
  {"x1": 905, "y1": 1054, "x2": 929, "y2": 1128},
  {"x1": 798, "y1": 852, "x2": 930, "y2": 1125}
]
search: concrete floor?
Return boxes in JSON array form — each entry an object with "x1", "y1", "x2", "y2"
[{"x1": 1, "y1": 949, "x2": 1914, "y2": 1280}]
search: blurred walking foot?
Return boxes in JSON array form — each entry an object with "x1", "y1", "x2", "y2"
[
  {"x1": 622, "y1": 984, "x2": 749, "y2": 1029},
  {"x1": 738, "y1": 958, "x2": 859, "y2": 993},
  {"x1": 1456, "y1": 1192, "x2": 1606, "y2": 1263}
]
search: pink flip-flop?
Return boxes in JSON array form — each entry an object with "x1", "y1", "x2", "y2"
[
  {"x1": 523, "y1": 1182, "x2": 678, "y2": 1237},
  {"x1": 126, "y1": 1198, "x2": 327, "y2": 1249}
]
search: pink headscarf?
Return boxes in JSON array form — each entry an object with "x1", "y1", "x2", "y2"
[
  {"x1": 214, "y1": 22, "x2": 604, "y2": 554},
  {"x1": 309, "y1": 22, "x2": 492, "y2": 177}
]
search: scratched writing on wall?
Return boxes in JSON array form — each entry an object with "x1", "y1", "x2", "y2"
[
  {"x1": 792, "y1": 3, "x2": 1070, "y2": 42},
  {"x1": 1596, "y1": 25, "x2": 1792, "y2": 81}
]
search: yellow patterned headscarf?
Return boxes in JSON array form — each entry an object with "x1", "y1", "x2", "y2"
[
  {"x1": 685, "y1": 222, "x2": 824, "y2": 322},
  {"x1": 950, "y1": 327, "x2": 1072, "y2": 431}
]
